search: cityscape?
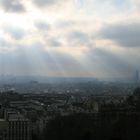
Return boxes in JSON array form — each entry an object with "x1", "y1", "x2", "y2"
[
  {"x1": 0, "y1": 73, "x2": 139, "y2": 140},
  {"x1": 0, "y1": 0, "x2": 140, "y2": 140}
]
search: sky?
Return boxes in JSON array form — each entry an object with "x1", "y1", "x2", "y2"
[{"x1": 0, "y1": 0, "x2": 140, "y2": 79}]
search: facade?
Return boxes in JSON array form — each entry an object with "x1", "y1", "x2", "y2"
[
  {"x1": 0, "y1": 119, "x2": 8, "y2": 140},
  {"x1": 0, "y1": 109, "x2": 32, "y2": 140},
  {"x1": 7, "y1": 119, "x2": 32, "y2": 140}
]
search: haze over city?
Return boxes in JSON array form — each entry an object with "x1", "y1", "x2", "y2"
[{"x1": 0, "y1": 0, "x2": 139, "y2": 79}]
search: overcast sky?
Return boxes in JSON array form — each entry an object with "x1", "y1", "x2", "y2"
[{"x1": 0, "y1": 0, "x2": 139, "y2": 78}]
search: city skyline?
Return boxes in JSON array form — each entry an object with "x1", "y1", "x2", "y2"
[{"x1": 0, "y1": 0, "x2": 139, "y2": 78}]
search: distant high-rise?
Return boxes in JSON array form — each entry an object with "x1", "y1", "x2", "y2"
[{"x1": 135, "y1": 70, "x2": 139, "y2": 85}]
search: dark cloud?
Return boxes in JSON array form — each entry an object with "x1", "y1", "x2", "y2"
[
  {"x1": 33, "y1": 0, "x2": 57, "y2": 7},
  {"x1": 48, "y1": 39, "x2": 62, "y2": 47},
  {"x1": 0, "y1": 0, "x2": 25, "y2": 12},
  {"x1": 57, "y1": 20, "x2": 76, "y2": 28},
  {"x1": 99, "y1": 23, "x2": 140, "y2": 47},
  {"x1": 35, "y1": 21, "x2": 50, "y2": 30},
  {"x1": 67, "y1": 31, "x2": 91, "y2": 47},
  {"x1": 4, "y1": 28, "x2": 25, "y2": 40}
]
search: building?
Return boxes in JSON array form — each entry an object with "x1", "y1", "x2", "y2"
[
  {"x1": 4, "y1": 109, "x2": 32, "y2": 140},
  {"x1": 7, "y1": 118, "x2": 32, "y2": 140},
  {"x1": 0, "y1": 119, "x2": 8, "y2": 140},
  {"x1": 135, "y1": 70, "x2": 139, "y2": 86}
]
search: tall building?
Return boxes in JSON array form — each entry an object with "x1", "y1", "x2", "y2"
[
  {"x1": 0, "y1": 109, "x2": 32, "y2": 140},
  {"x1": 0, "y1": 119, "x2": 8, "y2": 140},
  {"x1": 7, "y1": 118, "x2": 32, "y2": 140},
  {"x1": 135, "y1": 70, "x2": 139, "y2": 85}
]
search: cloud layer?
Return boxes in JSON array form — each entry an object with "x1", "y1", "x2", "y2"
[
  {"x1": 99, "y1": 23, "x2": 140, "y2": 47},
  {"x1": 0, "y1": 0, "x2": 139, "y2": 78}
]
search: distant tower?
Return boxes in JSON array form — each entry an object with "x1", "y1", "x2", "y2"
[{"x1": 135, "y1": 70, "x2": 139, "y2": 86}]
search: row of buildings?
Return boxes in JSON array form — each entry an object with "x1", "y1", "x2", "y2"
[{"x1": 0, "y1": 85, "x2": 139, "y2": 140}]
